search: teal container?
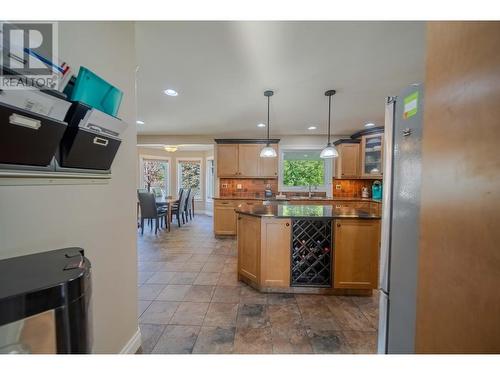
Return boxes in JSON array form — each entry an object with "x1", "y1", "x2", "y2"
[
  {"x1": 70, "y1": 66, "x2": 123, "y2": 117},
  {"x1": 372, "y1": 181, "x2": 382, "y2": 200}
]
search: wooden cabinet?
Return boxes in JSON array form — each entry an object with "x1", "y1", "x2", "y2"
[
  {"x1": 360, "y1": 133, "x2": 384, "y2": 178},
  {"x1": 260, "y1": 218, "x2": 291, "y2": 288},
  {"x1": 214, "y1": 200, "x2": 238, "y2": 235},
  {"x1": 237, "y1": 214, "x2": 261, "y2": 283},
  {"x1": 217, "y1": 144, "x2": 239, "y2": 177},
  {"x1": 335, "y1": 143, "x2": 360, "y2": 178},
  {"x1": 216, "y1": 143, "x2": 279, "y2": 178},
  {"x1": 333, "y1": 219, "x2": 381, "y2": 289},
  {"x1": 238, "y1": 144, "x2": 261, "y2": 177},
  {"x1": 258, "y1": 144, "x2": 279, "y2": 177}
]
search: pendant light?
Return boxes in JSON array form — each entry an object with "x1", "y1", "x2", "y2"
[
  {"x1": 320, "y1": 89, "x2": 339, "y2": 159},
  {"x1": 260, "y1": 90, "x2": 277, "y2": 158}
]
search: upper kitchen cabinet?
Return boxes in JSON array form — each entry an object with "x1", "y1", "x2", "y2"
[
  {"x1": 216, "y1": 144, "x2": 239, "y2": 177},
  {"x1": 333, "y1": 140, "x2": 360, "y2": 178},
  {"x1": 351, "y1": 127, "x2": 384, "y2": 179},
  {"x1": 238, "y1": 144, "x2": 261, "y2": 177},
  {"x1": 258, "y1": 144, "x2": 278, "y2": 178},
  {"x1": 360, "y1": 133, "x2": 384, "y2": 178},
  {"x1": 215, "y1": 140, "x2": 279, "y2": 178}
]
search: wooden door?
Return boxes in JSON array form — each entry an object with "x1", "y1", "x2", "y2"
[
  {"x1": 217, "y1": 144, "x2": 239, "y2": 177},
  {"x1": 238, "y1": 144, "x2": 260, "y2": 177},
  {"x1": 258, "y1": 144, "x2": 279, "y2": 177},
  {"x1": 415, "y1": 22, "x2": 500, "y2": 353},
  {"x1": 336, "y1": 143, "x2": 359, "y2": 178},
  {"x1": 333, "y1": 219, "x2": 380, "y2": 289},
  {"x1": 237, "y1": 214, "x2": 261, "y2": 283},
  {"x1": 214, "y1": 201, "x2": 237, "y2": 235},
  {"x1": 260, "y1": 218, "x2": 291, "y2": 287}
]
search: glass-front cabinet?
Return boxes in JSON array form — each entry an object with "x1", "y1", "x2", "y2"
[{"x1": 360, "y1": 133, "x2": 384, "y2": 178}]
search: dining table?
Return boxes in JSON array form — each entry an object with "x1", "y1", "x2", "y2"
[
  {"x1": 154, "y1": 195, "x2": 195, "y2": 232},
  {"x1": 155, "y1": 197, "x2": 178, "y2": 232}
]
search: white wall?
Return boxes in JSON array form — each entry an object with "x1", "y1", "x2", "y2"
[
  {"x1": 0, "y1": 22, "x2": 138, "y2": 353},
  {"x1": 137, "y1": 147, "x2": 214, "y2": 213}
]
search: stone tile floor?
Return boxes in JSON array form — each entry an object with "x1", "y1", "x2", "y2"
[{"x1": 137, "y1": 215, "x2": 379, "y2": 354}]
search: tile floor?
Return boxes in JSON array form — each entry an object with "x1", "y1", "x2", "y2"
[{"x1": 137, "y1": 214, "x2": 379, "y2": 354}]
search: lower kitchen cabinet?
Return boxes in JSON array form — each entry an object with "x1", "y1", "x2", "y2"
[
  {"x1": 333, "y1": 218, "x2": 381, "y2": 289},
  {"x1": 214, "y1": 201, "x2": 238, "y2": 235},
  {"x1": 237, "y1": 214, "x2": 261, "y2": 283},
  {"x1": 214, "y1": 200, "x2": 260, "y2": 235},
  {"x1": 260, "y1": 218, "x2": 291, "y2": 288}
]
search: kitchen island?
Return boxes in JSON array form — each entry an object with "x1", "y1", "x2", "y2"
[{"x1": 235, "y1": 203, "x2": 381, "y2": 296}]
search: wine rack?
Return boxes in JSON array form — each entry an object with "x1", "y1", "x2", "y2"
[{"x1": 291, "y1": 219, "x2": 332, "y2": 287}]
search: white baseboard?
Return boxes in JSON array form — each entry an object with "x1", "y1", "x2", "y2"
[{"x1": 120, "y1": 327, "x2": 142, "y2": 354}]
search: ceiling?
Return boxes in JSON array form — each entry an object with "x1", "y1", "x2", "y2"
[{"x1": 135, "y1": 21, "x2": 425, "y2": 137}]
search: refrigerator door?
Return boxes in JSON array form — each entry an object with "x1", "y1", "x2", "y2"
[
  {"x1": 377, "y1": 290, "x2": 389, "y2": 354},
  {"x1": 377, "y1": 97, "x2": 396, "y2": 355},
  {"x1": 386, "y1": 84, "x2": 424, "y2": 354},
  {"x1": 379, "y1": 97, "x2": 396, "y2": 293}
]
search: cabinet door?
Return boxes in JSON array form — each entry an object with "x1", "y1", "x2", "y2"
[
  {"x1": 258, "y1": 144, "x2": 279, "y2": 177},
  {"x1": 217, "y1": 144, "x2": 239, "y2": 177},
  {"x1": 361, "y1": 133, "x2": 384, "y2": 178},
  {"x1": 334, "y1": 219, "x2": 381, "y2": 289},
  {"x1": 260, "y1": 218, "x2": 291, "y2": 288},
  {"x1": 214, "y1": 202, "x2": 237, "y2": 235},
  {"x1": 237, "y1": 214, "x2": 261, "y2": 283},
  {"x1": 339, "y1": 143, "x2": 360, "y2": 178},
  {"x1": 238, "y1": 144, "x2": 260, "y2": 177}
]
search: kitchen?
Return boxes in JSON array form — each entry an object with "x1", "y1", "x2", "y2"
[{"x1": 0, "y1": 14, "x2": 499, "y2": 365}]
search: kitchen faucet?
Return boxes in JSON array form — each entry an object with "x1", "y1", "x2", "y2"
[{"x1": 308, "y1": 184, "x2": 316, "y2": 198}]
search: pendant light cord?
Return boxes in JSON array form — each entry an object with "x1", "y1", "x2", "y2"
[
  {"x1": 267, "y1": 95, "x2": 270, "y2": 142},
  {"x1": 327, "y1": 94, "x2": 332, "y2": 144}
]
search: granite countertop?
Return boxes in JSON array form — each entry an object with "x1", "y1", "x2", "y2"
[
  {"x1": 235, "y1": 203, "x2": 381, "y2": 219},
  {"x1": 214, "y1": 196, "x2": 381, "y2": 203}
]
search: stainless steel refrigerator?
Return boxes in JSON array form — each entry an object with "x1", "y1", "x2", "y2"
[{"x1": 377, "y1": 84, "x2": 424, "y2": 354}]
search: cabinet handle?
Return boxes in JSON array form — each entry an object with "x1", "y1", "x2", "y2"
[
  {"x1": 285, "y1": 223, "x2": 290, "y2": 227},
  {"x1": 337, "y1": 223, "x2": 341, "y2": 227},
  {"x1": 9, "y1": 113, "x2": 41, "y2": 130},
  {"x1": 93, "y1": 137, "x2": 109, "y2": 147}
]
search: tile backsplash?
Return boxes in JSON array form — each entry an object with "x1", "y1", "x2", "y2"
[
  {"x1": 219, "y1": 178, "x2": 278, "y2": 198},
  {"x1": 332, "y1": 178, "x2": 382, "y2": 198}
]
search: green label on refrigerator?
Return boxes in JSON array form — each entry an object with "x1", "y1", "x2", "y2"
[{"x1": 403, "y1": 91, "x2": 419, "y2": 119}]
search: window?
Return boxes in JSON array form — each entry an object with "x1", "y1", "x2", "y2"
[
  {"x1": 279, "y1": 149, "x2": 332, "y2": 194},
  {"x1": 141, "y1": 157, "x2": 169, "y2": 196},
  {"x1": 206, "y1": 158, "x2": 215, "y2": 201},
  {"x1": 177, "y1": 159, "x2": 202, "y2": 199}
]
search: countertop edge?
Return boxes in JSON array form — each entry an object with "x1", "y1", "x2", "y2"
[
  {"x1": 235, "y1": 209, "x2": 381, "y2": 220},
  {"x1": 215, "y1": 197, "x2": 382, "y2": 203}
]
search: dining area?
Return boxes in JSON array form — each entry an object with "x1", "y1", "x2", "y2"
[{"x1": 137, "y1": 188, "x2": 196, "y2": 234}]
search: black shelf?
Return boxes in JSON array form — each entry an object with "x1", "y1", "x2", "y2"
[{"x1": 291, "y1": 219, "x2": 332, "y2": 287}]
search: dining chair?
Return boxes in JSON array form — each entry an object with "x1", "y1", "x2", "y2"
[
  {"x1": 152, "y1": 187, "x2": 163, "y2": 198},
  {"x1": 138, "y1": 192, "x2": 167, "y2": 235},
  {"x1": 183, "y1": 188, "x2": 193, "y2": 222},
  {"x1": 171, "y1": 188, "x2": 185, "y2": 227}
]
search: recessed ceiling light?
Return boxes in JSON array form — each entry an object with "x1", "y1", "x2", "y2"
[
  {"x1": 164, "y1": 89, "x2": 178, "y2": 96},
  {"x1": 136, "y1": 120, "x2": 145, "y2": 125},
  {"x1": 365, "y1": 123, "x2": 375, "y2": 128},
  {"x1": 307, "y1": 126, "x2": 317, "y2": 130},
  {"x1": 257, "y1": 123, "x2": 266, "y2": 128}
]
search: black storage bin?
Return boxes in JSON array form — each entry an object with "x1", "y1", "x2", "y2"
[
  {"x1": 0, "y1": 102, "x2": 67, "y2": 166},
  {"x1": 59, "y1": 102, "x2": 121, "y2": 171}
]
